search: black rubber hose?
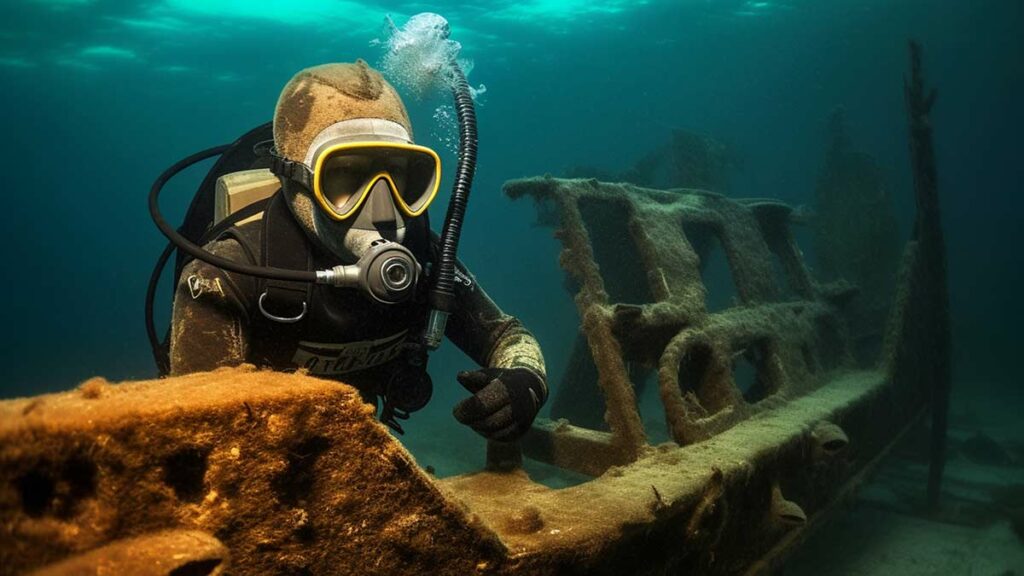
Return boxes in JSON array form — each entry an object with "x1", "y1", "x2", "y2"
[
  {"x1": 430, "y1": 64, "x2": 478, "y2": 311},
  {"x1": 145, "y1": 240, "x2": 176, "y2": 374},
  {"x1": 145, "y1": 196, "x2": 273, "y2": 375},
  {"x1": 149, "y1": 144, "x2": 318, "y2": 283}
]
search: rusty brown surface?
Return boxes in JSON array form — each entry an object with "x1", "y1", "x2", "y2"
[
  {"x1": 0, "y1": 367, "x2": 503, "y2": 576},
  {"x1": 28, "y1": 529, "x2": 228, "y2": 576}
]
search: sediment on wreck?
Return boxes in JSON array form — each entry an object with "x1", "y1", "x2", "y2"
[
  {"x1": 507, "y1": 177, "x2": 835, "y2": 455},
  {"x1": 0, "y1": 367, "x2": 503, "y2": 575},
  {"x1": 554, "y1": 129, "x2": 741, "y2": 431}
]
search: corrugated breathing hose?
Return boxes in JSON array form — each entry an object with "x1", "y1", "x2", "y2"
[{"x1": 423, "y1": 63, "x2": 478, "y2": 349}]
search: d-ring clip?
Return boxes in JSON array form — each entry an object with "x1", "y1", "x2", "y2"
[{"x1": 258, "y1": 291, "x2": 307, "y2": 324}]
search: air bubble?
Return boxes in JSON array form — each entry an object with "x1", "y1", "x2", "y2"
[
  {"x1": 375, "y1": 13, "x2": 486, "y2": 102},
  {"x1": 431, "y1": 104, "x2": 459, "y2": 155}
]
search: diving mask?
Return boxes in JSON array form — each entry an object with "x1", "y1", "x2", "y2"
[{"x1": 271, "y1": 141, "x2": 441, "y2": 221}]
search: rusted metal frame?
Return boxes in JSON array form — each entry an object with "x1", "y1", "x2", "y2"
[
  {"x1": 628, "y1": 200, "x2": 706, "y2": 310},
  {"x1": 711, "y1": 200, "x2": 781, "y2": 304},
  {"x1": 517, "y1": 180, "x2": 832, "y2": 452},
  {"x1": 658, "y1": 327, "x2": 737, "y2": 445},
  {"x1": 551, "y1": 191, "x2": 648, "y2": 457},
  {"x1": 511, "y1": 180, "x2": 841, "y2": 459},
  {"x1": 743, "y1": 200, "x2": 816, "y2": 300},
  {"x1": 658, "y1": 302, "x2": 831, "y2": 446},
  {"x1": 765, "y1": 223, "x2": 816, "y2": 299},
  {"x1": 519, "y1": 419, "x2": 629, "y2": 477}
]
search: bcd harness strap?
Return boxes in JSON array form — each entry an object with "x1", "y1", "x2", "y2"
[
  {"x1": 149, "y1": 196, "x2": 273, "y2": 376},
  {"x1": 258, "y1": 191, "x2": 314, "y2": 325}
]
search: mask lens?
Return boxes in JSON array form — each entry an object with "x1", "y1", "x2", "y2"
[
  {"x1": 382, "y1": 152, "x2": 408, "y2": 194},
  {"x1": 320, "y1": 153, "x2": 374, "y2": 214},
  {"x1": 400, "y1": 152, "x2": 439, "y2": 213}
]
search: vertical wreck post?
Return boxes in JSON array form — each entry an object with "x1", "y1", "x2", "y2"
[{"x1": 904, "y1": 40, "x2": 952, "y2": 510}]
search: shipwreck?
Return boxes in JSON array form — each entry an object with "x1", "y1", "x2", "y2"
[{"x1": 0, "y1": 43, "x2": 950, "y2": 575}]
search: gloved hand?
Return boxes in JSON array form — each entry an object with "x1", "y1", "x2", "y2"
[{"x1": 453, "y1": 367, "x2": 547, "y2": 441}]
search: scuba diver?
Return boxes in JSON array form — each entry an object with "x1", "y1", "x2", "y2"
[{"x1": 165, "y1": 60, "x2": 547, "y2": 440}]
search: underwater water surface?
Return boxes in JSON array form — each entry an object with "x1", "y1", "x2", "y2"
[{"x1": 0, "y1": 0, "x2": 1022, "y2": 572}]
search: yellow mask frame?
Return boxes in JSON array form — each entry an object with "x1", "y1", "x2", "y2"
[{"x1": 310, "y1": 141, "x2": 442, "y2": 221}]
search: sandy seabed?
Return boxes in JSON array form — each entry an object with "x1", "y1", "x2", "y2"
[{"x1": 788, "y1": 385, "x2": 1024, "y2": 575}]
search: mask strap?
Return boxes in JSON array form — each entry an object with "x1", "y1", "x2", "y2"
[{"x1": 269, "y1": 147, "x2": 315, "y2": 191}]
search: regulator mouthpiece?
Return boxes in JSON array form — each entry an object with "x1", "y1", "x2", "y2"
[{"x1": 317, "y1": 240, "x2": 419, "y2": 304}]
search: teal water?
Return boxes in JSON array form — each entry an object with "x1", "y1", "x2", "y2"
[
  {"x1": 3, "y1": 0, "x2": 1018, "y2": 393},
  {"x1": 0, "y1": 0, "x2": 1022, "y2": 568}
]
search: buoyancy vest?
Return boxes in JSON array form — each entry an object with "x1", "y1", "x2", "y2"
[{"x1": 223, "y1": 190, "x2": 439, "y2": 430}]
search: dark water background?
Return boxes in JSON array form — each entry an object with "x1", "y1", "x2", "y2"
[{"x1": 0, "y1": 0, "x2": 1021, "y2": 482}]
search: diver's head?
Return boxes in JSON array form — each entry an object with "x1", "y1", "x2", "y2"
[{"x1": 271, "y1": 60, "x2": 440, "y2": 263}]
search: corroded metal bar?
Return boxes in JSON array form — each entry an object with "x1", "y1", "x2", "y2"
[
  {"x1": 548, "y1": 184, "x2": 648, "y2": 456},
  {"x1": 903, "y1": 40, "x2": 951, "y2": 511},
  {"x1": 580, "y1": 307, "x2": 648, "y2": 455},
  {"x1": 520, "y1": 419, "x2": 632, "y2": 477}
]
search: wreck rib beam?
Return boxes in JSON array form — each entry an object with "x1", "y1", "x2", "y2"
[{"x1": 903, "y1": 40, "x2": 952, "y2": 511}]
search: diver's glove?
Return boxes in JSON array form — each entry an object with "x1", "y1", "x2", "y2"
[{"x1": 453, "y1": 367, "x2": 547, "y2": 441}]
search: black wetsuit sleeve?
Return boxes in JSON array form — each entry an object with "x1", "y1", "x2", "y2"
[
  {"x1": 444, "y1": 265, "x2": 547, "y2": 384},
  {"x1": 169, "y1": 238, "x2": 255, "y2": 376}
]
